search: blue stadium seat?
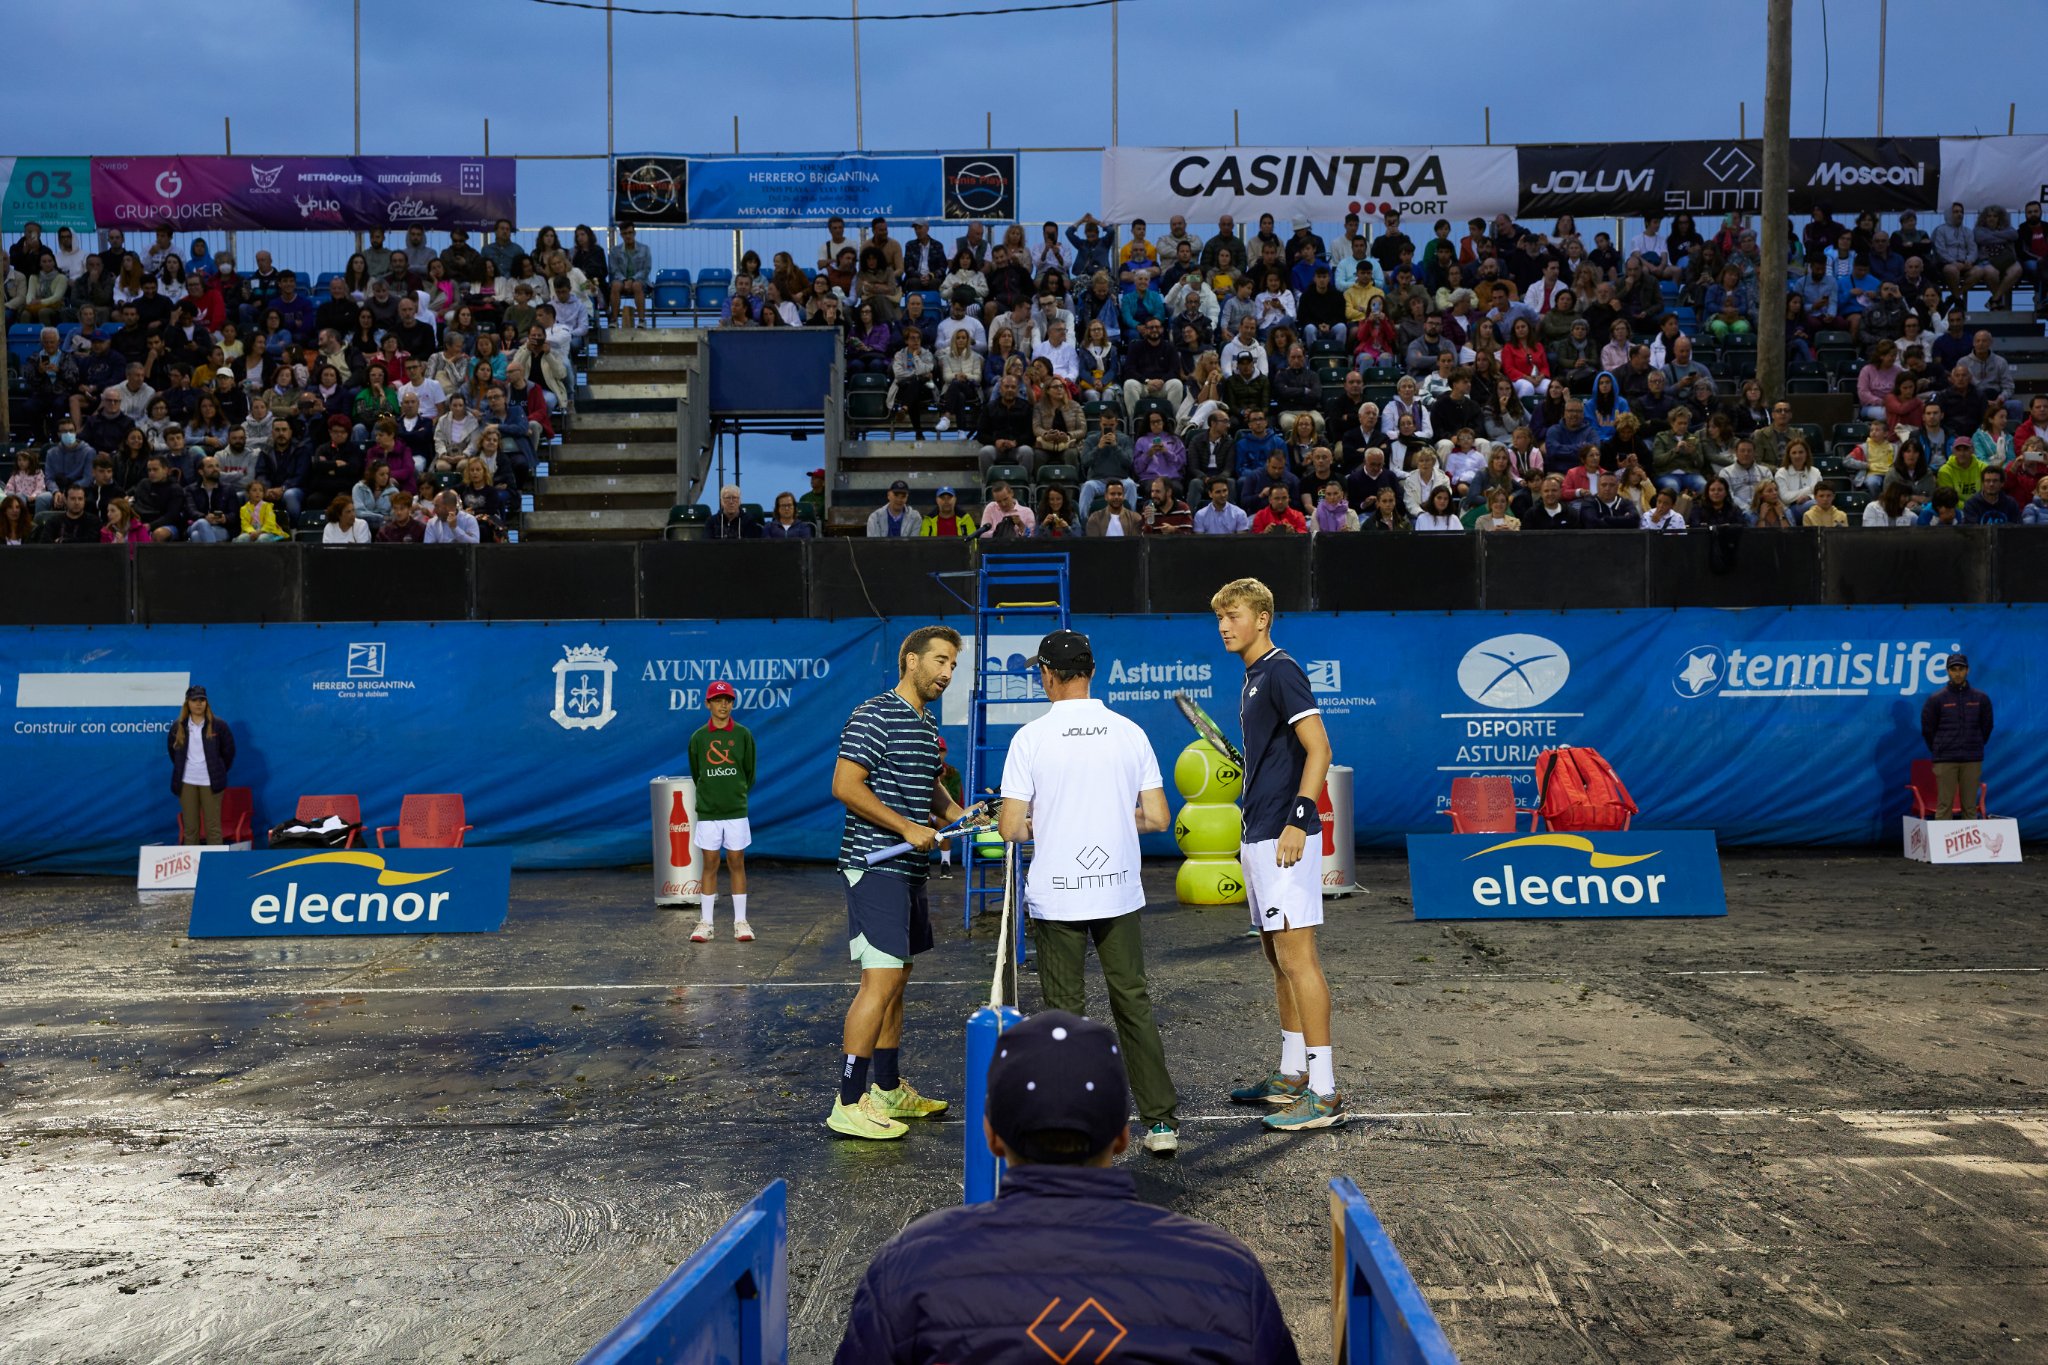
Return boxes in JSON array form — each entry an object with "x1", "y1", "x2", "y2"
[
  {"x1": 294, "y1": 272, "x2": 312, "y2": 292},
  {"x1": 694, "y1": 267, "x2": 732, "y2": 315},
  {"x1": 913, "y1": 290, "x2": 942, "y2": 316},
  {"x1": 653, "y1": 268, "x2": 693, "y2": 313},
  {"x1": 315, "y1": 273, "x2": 340, "y2": 290}
]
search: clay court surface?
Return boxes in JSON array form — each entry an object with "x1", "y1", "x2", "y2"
[{"x1": 2, "y1": 849, "x2": 2044, "y2": 1363}]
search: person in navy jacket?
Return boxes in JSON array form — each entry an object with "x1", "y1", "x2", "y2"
[
  {"x1": 834, "y1": 1011, "x2": 1300, "y2": 1364},
  {"x1": 166, "y1": 685, "x2": 237, "y2": 844},
  {"x1": 1920, "y1": 652, "x2": 1993, "y2": 819}
]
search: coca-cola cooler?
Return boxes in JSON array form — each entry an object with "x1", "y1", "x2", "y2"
[
  {"x1": 650, "y1": 776, "x2": 704, "y2": 906},
  {"x1": 1319, "y1": 764, "x2": 1359, "y2": 897}
]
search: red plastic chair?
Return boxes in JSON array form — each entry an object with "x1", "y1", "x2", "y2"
[
  {"x1": 284, "y1": 794, "x2": 363, "y2": 848},
  {"x1": 1445, "y1": 776, "x2": 1537, "y2": 834},
  {"x1": 179, "y1": 785, "x2": 253, "y2": 844},
  {"x1": 1905, "y1": 759, "x2": 1989, "y2": 818},
  {"x1": 376, "y1": 794, "x2": 474, "y2": 849}
]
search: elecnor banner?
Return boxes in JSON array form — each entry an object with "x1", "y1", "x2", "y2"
[
  {"x1": 613, "y1": 152, "x2": 1018, "y2": 227},
  {"x1": 1515, "y1": 138, "x2": 1940, "y2": 217},
  {"x1": 2, "y1": 606, "x2": 2041, "y2": 874},
  {"x1": 1102, "y1": 145, "x2": 1518, "y2": 227},
  {"x1": 89, "y1": 157, "x2": 516, "y2": 231},
  {"x1": 0, "y1": 157, "x2": 94, "y2": 231}
]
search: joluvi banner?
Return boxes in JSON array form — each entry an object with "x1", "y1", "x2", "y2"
[
  {"x1": 89, "y1": 157, "x2": 516, "y2": 231},
  {"x1": 2, "y1": 607, "x2": 2041, "y2": 874}
]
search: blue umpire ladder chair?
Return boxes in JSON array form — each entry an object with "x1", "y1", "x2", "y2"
[{"x1": 959, "y1": 554, "x2": 1070, "y2": 934}]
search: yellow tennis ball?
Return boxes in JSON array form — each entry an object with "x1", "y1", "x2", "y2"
[
  {"x1": 1173, "y1": 801, "x2": 1242, "y2": 856},
  {"x1": 1173, "y1": 741, "x2": 1244, "y2": 803},
  {"x1": 972, "y1": 826, "x2": 1006, "y2": 860},
  {"x1": 1176, "y1": 857, "x2": 1247, "y2": 905}
]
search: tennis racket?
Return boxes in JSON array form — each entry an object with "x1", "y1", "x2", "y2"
[
  {"x1": 864, "y1": 798, "x2": 1000, "y2": 865},
  {"x1": 1173, "y1": 691, "x2": 1244, "y2": 767}
]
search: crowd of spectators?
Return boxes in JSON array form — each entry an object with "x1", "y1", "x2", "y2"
[
  {"x1": 704, "y1": 202, "x2": 2048, "y2": 535},
  {"x1": 0, "y1": 217, "x2": 646, "y2": 545}
]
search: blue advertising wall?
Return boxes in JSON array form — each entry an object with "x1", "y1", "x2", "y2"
[{"x1": 5, "y1": 606, "x2": 2040, "y2": 874}]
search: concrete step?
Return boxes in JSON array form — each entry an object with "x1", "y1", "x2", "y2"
[
  {"x1": 568, "y1": 410, "x2": 677, "y2": 441},
  {"x1": 578, "y1": 380, "x2": 689, "y2": 402},
  {"x1": 587, "y1": 352, "x2": 694, "y2": 374},
  {"x1": 538, "y1": 474, "x2": 677, "y2": 509},
  {"x1": 550, "y1": 445, "x2": 675, "y2": 476},
  {"x1": 594, "y1": 327, "x2": 702, "y2": 354},
  {"x1": 521, "y1": 507, "x2": 668, "y2": 540}
]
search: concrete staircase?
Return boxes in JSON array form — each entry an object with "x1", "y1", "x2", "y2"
[
  {"x1": 826, "y1": 436, "x2": 984, "y2": 535},
  {"x1": 522, "y1": 328, "x2": 699, "y2": 541}
]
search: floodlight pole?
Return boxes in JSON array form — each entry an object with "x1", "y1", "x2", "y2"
[
  {"x1": 1758, "y1": 0, "x2": 1792, "y2": 403},
  {"x1": 852, "y1": 1, "x2": 864, "y2": 150}
]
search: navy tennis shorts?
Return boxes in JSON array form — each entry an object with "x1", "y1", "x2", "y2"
[{"x1": 843, "y1": 868, "x2": 932, "y2": 967}]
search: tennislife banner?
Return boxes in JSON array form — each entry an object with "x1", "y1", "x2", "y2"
[
  {"x1": 1102, "y1": 145, "x2": 1520, "y2": 227},
  {"x1": 88, "y1": 157, "x2": 517, "y2": 231},
  {"x1": 2, "y1": 605, "x2": 2039, "y2": 875},
  {"x1": 611, "y1": 152, "x2": 1019, "y2": 226}
]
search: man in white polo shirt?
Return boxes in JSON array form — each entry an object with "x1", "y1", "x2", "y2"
[{"x1": 997, "y1": 629, "x2": 1181, "y2": 1156}]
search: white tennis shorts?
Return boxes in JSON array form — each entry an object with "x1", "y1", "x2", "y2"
[
  {"x1": 696, "y1": 818, "x2": 752, "y2": 852},
  {"x1": 1242, "y1": 837, "x2": 1324, "y2": 932}
]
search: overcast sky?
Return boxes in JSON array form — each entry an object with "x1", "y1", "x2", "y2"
[{"x1": 8, "y1": 0, "x2": 2037, "y2": 498}]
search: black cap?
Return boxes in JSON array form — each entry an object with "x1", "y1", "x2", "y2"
[
  {"x1": 987, "y1": 1011, "x2": 1129, "y2": 1163},
  {"x1": 888, "y1": 479, "x2": 910, "y2": 492},
  {"x1": 1026, "y1": 629, "x2": 1093, "y2": 673},
  {"x1": 1946, "y1": 652, "x2": 1969, "y2": 667},
  {"x1": 185, "y1": 685, "x2": 207, "y2": 701}
]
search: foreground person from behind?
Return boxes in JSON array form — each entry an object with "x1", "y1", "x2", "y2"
[
  {"x1": 827, "y1": 625, "x2": 974, "y2": 1139},
  {"x1": 1213, "y1": 576, "x2": 1346, "y2": 1130},
  {"x1": 834, "y1": 1010, "x2": 1301, "y2": 1363}
]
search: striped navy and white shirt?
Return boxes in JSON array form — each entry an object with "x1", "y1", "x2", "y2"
[{"x1": 836, "y1": 691, "x2": 943, "y2": 880}]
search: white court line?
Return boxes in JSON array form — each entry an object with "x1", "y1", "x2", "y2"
[
  {"x1": 0, "y1": 980, "x2": 974, "y2": 1002},
  {"x1": 1176, "y1": 1105, "x2": 2048, "y2": 1125},
  {"x1": 1668, "y1": 967, "x2": 2045, "y2": 977}
]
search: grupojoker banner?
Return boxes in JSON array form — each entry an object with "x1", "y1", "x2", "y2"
[
  {"x1": 1102, "y1": 145, "x2": 1518, "y2": 227},
  {"x1": 89, "y1": 157, "x2": 516, "y2": 230}
]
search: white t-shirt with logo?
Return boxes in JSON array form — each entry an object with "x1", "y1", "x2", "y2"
[
  {"x1": 181, "y1": 721, "x2": 210, "y2": 786},
  {"x1": 999, "y1": 696, "x2": 1162, "y2": 923}
]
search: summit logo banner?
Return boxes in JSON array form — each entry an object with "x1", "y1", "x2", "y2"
[{"x1": 188, "y1": 849, "x2": 512, "y2": 938}]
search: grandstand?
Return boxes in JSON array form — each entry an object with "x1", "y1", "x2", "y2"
[{"x1": 11, "y1": 197, "x2": 2048, "y2": 550}]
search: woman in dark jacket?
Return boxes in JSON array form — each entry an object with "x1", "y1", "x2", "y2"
[
  {"x1": 1687, "y1": 475, "x2": 1749, "y2": 528},
  {"x1": 167, "y1": 685, "x2": 236, "y2": 844}
]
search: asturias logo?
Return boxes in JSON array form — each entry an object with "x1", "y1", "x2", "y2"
[{"x1": 1457, "y1": 634, "x2": 1570, "y2": 710}]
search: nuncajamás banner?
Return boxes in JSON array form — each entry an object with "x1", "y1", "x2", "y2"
[
  {"x1": 611, "y1": 152, "x2": 1019, "y2": 227},
  {"x1": 1102, "y1": 145, "x2": 1519, "y2": 227},
  {"x1": 1515, "y1": 139, "x2": 1940, "y2": 216},
  {"x1": 89, "y1": 157, "x2": 516, "y2": 231}
]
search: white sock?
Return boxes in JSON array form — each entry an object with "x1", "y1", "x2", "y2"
[
  {"x1": 733, "y1": 893, "x2": 748, "y2": 922},
  {"x1": 698, "y1": 894, "x2": 715, "y2": 924},
  {"x1": 1280, "y1": 1030, "x2": 1306, "y2": 1076},
  {"x1": 1306, "y1": 1046, "x2": 1336, "y2": 1098}
]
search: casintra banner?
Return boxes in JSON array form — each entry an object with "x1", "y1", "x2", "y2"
[
  {"x1": 1515, "y1": 139, "x2": 1939, "y2": 217},
  {"x1": 1102, "y1": 145, "x2": 1518, "y2": 226}
]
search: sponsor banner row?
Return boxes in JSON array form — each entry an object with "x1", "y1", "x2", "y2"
[
  {"x1": 86, "y1": 157, "x2": 516, "y2": 230},
  {"x1": 612, "y1": 151, "x2": 1017, "y2": 227},
  {"x1": 1, "y1": 606, "x2": 2040, "y2": 874},
  {"x1": 1103, "y1": 135, "x2": 2048, "y2": 225}
]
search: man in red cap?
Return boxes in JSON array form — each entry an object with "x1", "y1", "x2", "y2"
[
  {"x1": 687, "y1": 680, "x2": 757, "y2": 942},
  {"x1": 798, "y1": 467, "x2": 828, "y2": 523}
]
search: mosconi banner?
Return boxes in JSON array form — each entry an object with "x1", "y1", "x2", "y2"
[
  {"x1": 1516, "y1": 138, "x2": 1940, "y2": 217},
  {"x1": 89, "y1": 157, "x2": 518, "y2": 231},
  {"x1": 614, "y1": 152, "x2": 1019, "y2": 227},
  {"x1": 188, "y1": 849, "x2": 512, "y2": 938},
  {"x1": 1523, "y1": 139, "x2": 1933, "y2": 217},
  {"x1": 1102, "y1": 145, "x2": 1518, "y2": 226}
]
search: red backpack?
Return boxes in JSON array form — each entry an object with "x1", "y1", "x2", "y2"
[{"x1": 1534, "y1": 746, "x2": 1638, "y2": 832}]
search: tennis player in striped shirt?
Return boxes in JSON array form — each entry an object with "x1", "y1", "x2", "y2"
[{"x1": 827, "y1": 625, "x2": 977, "y2": 1140}]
